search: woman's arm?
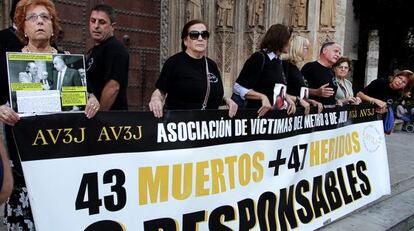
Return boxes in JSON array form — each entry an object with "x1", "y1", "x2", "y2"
[
  {"x1": 356, "y1": 91, "x2": 387, "y2": 113},
  {"x1": 149, "y1": 89, "x2": 167, "y2": 118},
  {"x1": 244, "y1": 89, "x2": 271, "y2": 117}
]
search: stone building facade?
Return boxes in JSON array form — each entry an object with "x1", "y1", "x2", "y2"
[
  {"x1": 1, "y1": 0, "x2": 360, "y2": 110},
  {"x1": 162, "y1": 0, "x2": 359, "y2": 97}
]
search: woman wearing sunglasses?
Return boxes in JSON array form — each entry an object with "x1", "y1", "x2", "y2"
[
  {"x1": 149, "y1": 19, "x2": 237, "y2": 118},
  {"x1": 233, "y1": 24, "x2": 296, "y2": 117},
  {"x1": 357, "y1": 70, "x2": 414, "y2": 113}
]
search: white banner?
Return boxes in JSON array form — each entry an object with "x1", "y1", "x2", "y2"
[{"x1": 17, "y1": 111, "x2": 389, "y2": 231}]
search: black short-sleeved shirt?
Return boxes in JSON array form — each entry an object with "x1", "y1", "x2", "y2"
[
  {"x1": 86, "y1": 36, "x2": 129, "y2": 110},
  {"x1": 283, "y1": 61, "x2": 307, "y2": 96},
  {"x1": 156, "y1": 52, "x2": 224, "y2": 110},
  {"x1": 301, "y1": 61, "x2": 337, "y2": 105},
  {"x1": 236, "y1": 51, "x2": 285, "y2": 109},
  {"x1": 361, "y1": 78, "x2": 401, "y2": 102}
]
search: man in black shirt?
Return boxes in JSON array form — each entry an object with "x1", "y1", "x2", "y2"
[
  {"x1": 301, "y1": 41, "x2": 342, "y2": 105},
  {"x1": 86, "y1": 4, "x2": 129, "y2": 110}
]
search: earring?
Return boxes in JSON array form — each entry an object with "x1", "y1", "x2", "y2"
[
  {"x1": 24, "y1": 33, "x2": 27, "y2": 37},
  {"x1": 51, "y1": 33, "x2": 54, "y2": 37}
]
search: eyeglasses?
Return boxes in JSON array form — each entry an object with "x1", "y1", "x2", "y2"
[
  {"x1": 336, "y1": 66, "x2": 349, "y2": 70},
  {"x1": 188, "y1": 30, "x2": 210, "y2": 40},
  {"x1": 25, "y1": 13, "x2": 52, "y2": 22},
  {"x1": 396, "y1": 76, "x2": 408, "y2": 85}
]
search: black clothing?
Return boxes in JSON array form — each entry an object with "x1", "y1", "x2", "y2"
[
  {"x1": 361, "y1": 78, "x2": 401, "y2": 102},
  {"x1": 236, "y1": 51, "x2": 286, "y2": 109},
  {"x1": 283, "y1": 61, "x2": 307, "y2": 96},
  {"x1": 0, "y1": 27, "x2": 35, "y2": 230},
  {"x1": 86, "y1": 36, "x2": 129, "y2": 110},
  {"x1": 301, "y1": 61, "x2": 337, "y2": 105},
  {"x1": 0, "y1": 27, "x2": 22, "y2": 105},
  {"x1": 156, "y1": 51, "x2": 224, "y2": 110}
]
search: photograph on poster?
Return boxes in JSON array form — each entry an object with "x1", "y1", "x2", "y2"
[{"x1": 6, "y1": 52, "x2": 87, "y2": 114}]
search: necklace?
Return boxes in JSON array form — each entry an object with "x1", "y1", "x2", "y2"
[{"x1": 22, "y1": 44, "x2": 57, "y2": 54}]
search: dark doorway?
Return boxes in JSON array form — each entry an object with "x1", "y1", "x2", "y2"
[{"x1": 353, "y1": 0, "x2": 414, "y2": 85}]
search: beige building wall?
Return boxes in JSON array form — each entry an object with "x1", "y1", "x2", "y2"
[{"x1": 160, "y1": 0, "x2": 354, "y2": 96}]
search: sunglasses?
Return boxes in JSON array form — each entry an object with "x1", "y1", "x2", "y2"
[{"x1": 188, "y1": 30, "x2": 210, "y2": 40}]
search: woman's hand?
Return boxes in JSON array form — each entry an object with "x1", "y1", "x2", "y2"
[
  {"x1": 307, "y1": 99, "x2": 323, "y2": 113},
  {"x1": 223, "y1": 97, "x2": 238, "y2": 118},
  {"x1": 257, "y1": 95, "x2": 271, "y2": 117},
  {"x1": 354, "y1": 97, "x2": 362, "y2": 105},
  {"x1": 149, "y1": 98, "x2": 164, "y2": 118},
  {"x1": 149, "y1": 89, "x2": 166, "y2": 118},
  {"x1": 85, "y1": 94, "x2": 100, "y2": 119},
  {"x1": 348, "y1": 97, "x2": 361, "y2": 105},
  {"x1": 372, "y1": 99, "x2": 387, "y2": 114},
  {"x1": 298, "y1": 99, "x2": 310, "y2": 115},
  {"x1": 0, "y1": 104, "x2": 19, "y2": 126},
  {"x1": 286, "y1": 97, "x2": 296, "y2": 115}
]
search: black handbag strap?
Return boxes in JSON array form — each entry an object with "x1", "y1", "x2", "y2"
[{"x1": 201, "y1": 57, "x2": 210, "y2": 110}]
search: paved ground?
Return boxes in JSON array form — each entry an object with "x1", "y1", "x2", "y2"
[
  {"x1": 0, "y1": 127, "x2": 412, "y2": 230},
  {"x1": 319, "y1": 130, "x2": 414, "y2": 231}
]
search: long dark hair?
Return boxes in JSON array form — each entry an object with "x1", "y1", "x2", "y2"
[
  {"x1": 181, "y1": 19, "x2": 208, "y2": 51},
  {"x1": 260, "y1": 24, "x2": 292, "y2": 54}
]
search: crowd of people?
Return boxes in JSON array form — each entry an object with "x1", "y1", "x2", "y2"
[{"x1": 0, "y1": 0, "x2": 414, "y2": 230}]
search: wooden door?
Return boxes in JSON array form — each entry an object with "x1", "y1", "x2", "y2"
[{"x1": 55, "y1": 0, "x2": 160, "y2": 110}]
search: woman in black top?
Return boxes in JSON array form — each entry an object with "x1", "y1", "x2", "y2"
[
  {"x1": 149, "y1": 20, "x2": 237, "y2": 118},
  {"x1": 357, "y1": 70, "x2": 414, "y2": 113},
  {"x1": 281, "y1": 35, "x2": 323, "y2": 114},
  {"x1": 233, "y1": 24, "x2": 296, "y2": 117}
]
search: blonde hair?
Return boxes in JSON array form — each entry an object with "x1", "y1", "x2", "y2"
[{"x1": 281, "y1": 35, "x2": 310, "y2": 65}]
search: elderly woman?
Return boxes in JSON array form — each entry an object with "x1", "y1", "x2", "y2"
[
  {"x1": 0, "y1": 0, "x2": 99, "y2": 229},
  {"x1": 333, "y1": 57, "x2": 361, "y2": 106},
  {"x1": 149, "y1": 20, "x2": 237, "y2": 118},
  {"x1": 281, "y1": 35, "x2": 323, "y2": 114},
  {"x1": 233, "y1": 24, "x2": 296, "y2": 117},
  {"x1": 357, "y1": 70, "x2": 414, "y2": 113}
]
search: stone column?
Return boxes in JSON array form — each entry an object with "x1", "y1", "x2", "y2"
[
  {"x1": 334, "y1": 0, "x2": 347, "y2": 49},
  {"x1": 1, "y1": 0, "x2": 11, "y2": 29},
  {"x1": 365, "y1": 30, "x2": 380, "y2": 86},
  {"x1": 215, "y1": 0, "x2": 236, "y2": 97},
  {"x1": 160, "y1": 0, "x2": 170, "y2": 67},
  {"x1": 307, "y1": 0, "x2": 320, "y2": 60}
]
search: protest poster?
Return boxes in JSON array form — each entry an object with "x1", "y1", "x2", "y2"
[
  {"x1": 6, "y1": 52, "x2": 87, "y2": 114},
  {"x1": 12, "y1": 105, "x2": 390, "y2": 230}
]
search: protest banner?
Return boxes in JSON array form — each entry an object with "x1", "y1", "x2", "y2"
[{"x1": 12, "y1": 105, "x2": 390, "y2": 230}]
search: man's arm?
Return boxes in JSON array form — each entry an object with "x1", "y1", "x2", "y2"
[{"x1": 99, "y1": 79, "x2": 120, "y2": 110}]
